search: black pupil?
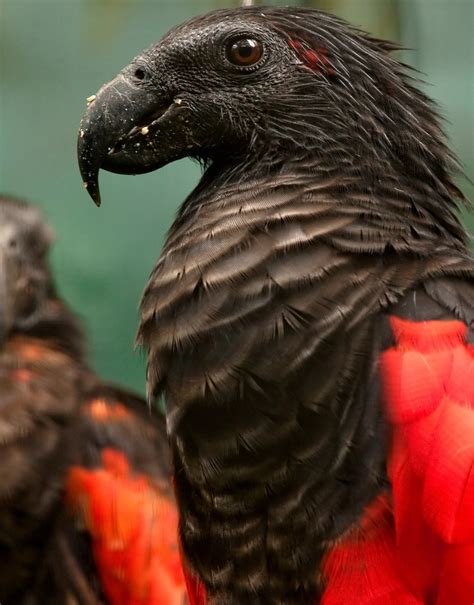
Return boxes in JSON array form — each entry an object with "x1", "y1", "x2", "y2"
[
  {"x1": 236, "y1": 39, "x2": 256, "y2": 58},
  {"x1": 135, "y1": 68, "x2": 146, "y2": 80}
]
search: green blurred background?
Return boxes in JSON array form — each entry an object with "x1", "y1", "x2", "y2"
[{"x1": 0, "y1": 0, "x2": 473, "y2": 397}]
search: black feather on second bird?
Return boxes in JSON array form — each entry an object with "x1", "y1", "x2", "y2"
[{"x1": 0, "y1": 195, "x2": 174, "y2": 605}]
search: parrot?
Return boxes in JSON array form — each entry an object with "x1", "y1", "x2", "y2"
[
  {"x1": 77, "y1": 6, "x2": 474, "y2": 605},
  {"x1": 0, "y1": 194, "x2": 187, "y2": 605}
]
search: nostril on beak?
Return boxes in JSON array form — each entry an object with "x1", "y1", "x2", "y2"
[{"x1": 134, "y1": 67, "x2": 149, "y2": 81}]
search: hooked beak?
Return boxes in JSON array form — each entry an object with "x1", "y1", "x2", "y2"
[{"x1": 77, "y1": 74, "x2": 194, "y2": 206}]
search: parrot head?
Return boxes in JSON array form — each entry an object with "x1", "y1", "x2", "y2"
[
  {"x1": 78, "y1": 6, "x2": 465, "y2": 249},
  {"x1": 78, "y1": 8, "x2": 458, "y2": 201},
  {"x1": 0, "y1": 196, "x2": 56, "y2": 344}
]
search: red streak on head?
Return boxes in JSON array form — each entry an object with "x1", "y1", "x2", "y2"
[{"x1": 288, "y1": 39, "x2": 335, "y2": 75}]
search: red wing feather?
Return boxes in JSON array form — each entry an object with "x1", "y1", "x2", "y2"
[
  {"x1": 66, "y1": 316, "x2": 474, "y2": 605},
  {"x1": 183, "y1": 567, "x2": 207, "y2": 605},
  {"x1": 66, "y1": 447, "x2": 187, "y2": 605},
  {"x1": 381, "y1": 317, "x2": 474, "y2": 604},
  {"x1": 322, "y1": 317, "x2": 474, "y2": 604},
  {"x1": 321, "y1": 495, "x2": 422, "y2": 605}
]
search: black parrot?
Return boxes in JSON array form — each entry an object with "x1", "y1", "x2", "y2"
[
  {"x1": 78, "y1": 7, "x2": 474, "y2": 605},
  {"x1": 0, "y1": 195, "x2": 187, "y2": 605}
]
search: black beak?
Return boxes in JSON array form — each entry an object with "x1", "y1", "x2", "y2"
[{"x1": 77, "y1": 73, "x2": 194, "y2": 206}]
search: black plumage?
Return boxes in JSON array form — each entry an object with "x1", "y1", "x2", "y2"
[
  {"x1": 77, "y1": 7, "x2": 474, "y2": 604},
  {"x1": 0, "y1": 195, "x2": 174, "y2": 604}
]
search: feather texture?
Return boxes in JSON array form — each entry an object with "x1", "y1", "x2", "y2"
[
  {"x1": 0, "y1": 195, "x2": 186, "y2": 604},
  {"x1": 381, "y1": 316, "x2": 474, "y2": 604},
  {"x1": 66, "y1": 447, "x2": 185, "y2": 605},
  {"x1": 75, "y1": 6, "x2": 474, "y2": 603}
]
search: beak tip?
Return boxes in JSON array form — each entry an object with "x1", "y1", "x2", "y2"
[
  {"x1": 91, "y1": 189, "x2": 102, "y2": 207},
  {"x1": 83, "y1": 180, "x2": 102, "y2": 207}
]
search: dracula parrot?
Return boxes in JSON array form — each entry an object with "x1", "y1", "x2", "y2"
[
  {"x1": 0, "y1": 195, "x2": 187, "y2": 605},
  {"x1": 77, "y1": 7, "x2": 474, "y2": 605}
]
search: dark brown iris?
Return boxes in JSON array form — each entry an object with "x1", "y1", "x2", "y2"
[{"x1": 227, "y1": 38, "x2": 263, "y2": 67}]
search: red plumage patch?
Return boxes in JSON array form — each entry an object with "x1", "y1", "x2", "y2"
[
  {"x1": 11, "y1": 339, "x2": 53, "y2": 360},
  {"x1": 84, "y1": 398, "x2": 132, "y2": 421},
  {"x1": 12, "y1": 368, "x2": 34, "y2": 383},
  {"x1": 322, "y1": 317, "x2": 474, "y2": 604},
  {"x1": 288, "y1": 39, "x2": 335, "y2": 75},
  {"x1": 380, "y1": 317, "x2": 474, "y2": 604},
  {"x1": 150, "y1": 317, "x2": 474, "y2": 605},
  {"x1": 183, "y1": 566, "x2": 207, "y2": 605},
  {"x1": 65, "y1": 448, "x2": 187, "y2": 605},
  {"x1": 322, "y1": 494, "x2": 422, "y2": 604}
]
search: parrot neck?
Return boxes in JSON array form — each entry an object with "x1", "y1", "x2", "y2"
[
  {"x1": 10, "y1": 297, "x2": 86, "y2": 364},
  {"x1": 193, "y1": 71, "x2": 469, "y2": 252},
  {"x1": 147, "y1": 137, "x2": 468, "y2": 605},
  {"x1": 171, "y1": 158, "x2": 467, "y2": 257},
  {"x1": 147, "y1": 171, "x2": 399, "y2": 603}
]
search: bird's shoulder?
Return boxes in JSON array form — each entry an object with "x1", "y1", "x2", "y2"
[
  {"x1": 61, "y1": 382, "x2": 187, "y2": 605},
  {"x1": 0, "y1": 334, "x2": 85, "y2": 603},
  {"x1": 377, "y1": 270, "x2": 474, "y2": 600}
]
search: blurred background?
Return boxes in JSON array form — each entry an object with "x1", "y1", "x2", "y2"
[{"x1": 0, "y1": 0, "x2": 473, "y2": 396}]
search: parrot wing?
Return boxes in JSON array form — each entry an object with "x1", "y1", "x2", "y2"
[
  {"x1": 322, "y1": 272, "x2": 474, "y2": 605},
  {"x1": 0, "y1": 334, "x2": 84, "y2": 604},
  {"x1": 383, "y1": 276, "x2": 474, "y2": 605},
  {"x1": 63, "y1": 383, "x2": 188, "y2": 605},
  {"x1": 0, "y1": 195, "x2": 187, "y2": 604}
]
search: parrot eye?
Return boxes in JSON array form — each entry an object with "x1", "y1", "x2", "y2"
[{"x1": 226, "y1": 38, "x2": 264, "y2": 68}]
